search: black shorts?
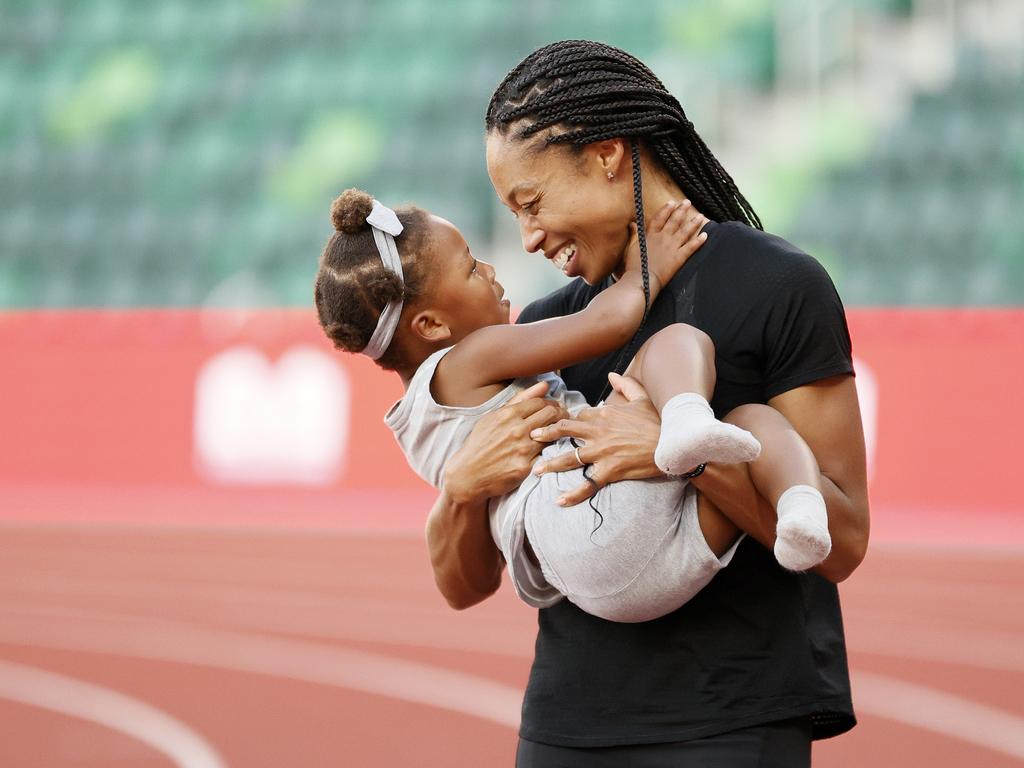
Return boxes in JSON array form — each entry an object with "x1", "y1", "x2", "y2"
[{"x1": 516, "y1": 717, "x2": 812, "y2": 768}]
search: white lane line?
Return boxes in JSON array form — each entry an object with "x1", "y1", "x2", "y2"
[
  {"x1": 848, "y1": 623, "x2": 1024, "y2": 673},
  {"x1": 0, "y1": 607, "x2": 522, "y2": 728},
  {"x1": 0, "y1": 659, "x2": 226, "y2": 768},
  {"x1": 854, "y1": 671, "x2": 1024, "y2": 760},
  {"x1": 0, "y1": 581, "x2": 534, "y2": 657},
  {"x1": 2, "y1": 605, "x2": 1024, "y2": 759},
  {"x1": 5, "y1": 586, "x2": 1024, "y2": 675}
]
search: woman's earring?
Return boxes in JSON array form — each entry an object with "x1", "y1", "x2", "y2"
[{"x1": 606, "y1": 171, "x2": 615, "y2": 180}]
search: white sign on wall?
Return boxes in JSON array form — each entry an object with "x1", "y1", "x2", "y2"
[{"x1": 193, "y1": 345, "x2": 350, "y2": 485}]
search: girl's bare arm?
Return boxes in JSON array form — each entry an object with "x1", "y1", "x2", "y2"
[{"x1": 439, "y1": 202, "x2": 707, "y2": 390}]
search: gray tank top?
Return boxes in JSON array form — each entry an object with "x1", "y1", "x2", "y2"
[{"x1": 384, "y1": 347, "x2": 589, "y2": 607}]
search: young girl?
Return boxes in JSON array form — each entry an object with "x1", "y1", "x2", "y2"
[{"x1": 314, "y1": 188, "x2": 831, "y2": 622}]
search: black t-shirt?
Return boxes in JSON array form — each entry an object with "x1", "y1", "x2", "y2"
[{"x1": 516, "y1": 221, "x2": 856, "y2": 747}]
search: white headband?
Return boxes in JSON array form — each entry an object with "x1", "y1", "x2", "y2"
[{"x1": 362, "y1": 200, "x2": 405, "y2": 360}]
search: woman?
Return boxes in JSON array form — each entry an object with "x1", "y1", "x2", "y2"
[{"x1": 425, "y1": 40, "x2": 869, "y2": 767}]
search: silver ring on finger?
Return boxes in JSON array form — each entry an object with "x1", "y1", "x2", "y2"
[{"x1": 574, "y1": 446, "x2": 585, "y2": 467}]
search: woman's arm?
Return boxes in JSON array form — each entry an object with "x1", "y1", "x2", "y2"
[
  {"x1": 530, "y1": 374, "x2": 870, "y2": 583},
  {"x1": 425, "y1": 382, "x2": 569, "y2": 608},
  {"x1": 440, "y1": 202, "x2": 706, "y2": 389},
  {"x1": 425, "y1": 491, "x2": 502, "y2": 610}
]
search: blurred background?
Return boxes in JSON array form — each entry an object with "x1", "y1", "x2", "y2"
[
  {"x1": 2, "y1": 0, "x2": 1023, "y2": 308},
  {"x1": 0, "y1": 0, "x2": 1022, "y2": 766}
]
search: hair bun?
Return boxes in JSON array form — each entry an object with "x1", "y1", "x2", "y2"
[{"x1": 331, "y1": 188, "x2": 374, "y2": 233}]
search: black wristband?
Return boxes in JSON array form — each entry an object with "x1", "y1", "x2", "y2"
[{"x1": 680, "y1": 463, "x2": 707, "y2": 479}]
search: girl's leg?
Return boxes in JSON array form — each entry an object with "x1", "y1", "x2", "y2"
[
  {"x1": 621, "y1": 324, "x2": 761, "y2": 474},
  {"x1": 695, "y1": 493, "x2": 742, "y2": 560},
  {"x1": 611, "y1": 325, "x2": 756, "y2": 556},
  {"x1": 621, "y1": 323, "x2": 716, "y2": 411},
  {"x1": 725, "y1": 404, "x2": 831, "y2": 571}
]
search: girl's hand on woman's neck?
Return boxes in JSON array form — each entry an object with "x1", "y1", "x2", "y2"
[{"x1": 611, "y1": 155, "x2": 702, "y2": 280}]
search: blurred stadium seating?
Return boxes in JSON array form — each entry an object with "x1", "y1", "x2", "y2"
[
  {"x1": 0, "y1": 0, "x2": 1019, "y2": 308},
  {"x1": 789, "y1": 47, "x2": 1024, "y2": 305}
]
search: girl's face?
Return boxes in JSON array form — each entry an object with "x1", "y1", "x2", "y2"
[
  {"x1": 486, "y1": 132, "x2": 634, "y2": 285},
  {"x1": 421, "y1": 215, "x2": 510, "y2": 343}
]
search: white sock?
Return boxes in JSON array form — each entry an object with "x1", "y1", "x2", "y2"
[
  {"x1": 654, "y1": 393, "x2": 762, "y2": 475},
  {"x1": 774, "y1": 484, "x2": 831, "y2": 571}
]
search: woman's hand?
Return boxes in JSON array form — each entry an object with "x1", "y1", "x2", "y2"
[
  {"x1": 623, "y1": 200, "x2": 709, "y2": 297},
  {"x1": 529, "y1": 373, "x2": 662, "y2": 506},
  {"x1": 430, "y1": 380, "x2": 569, "y2": 609},
  {"x1": 443, "y1": 380, "x2": 569, "y2": 505}
]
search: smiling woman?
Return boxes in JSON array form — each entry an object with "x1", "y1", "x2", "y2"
[
  {"x1": 486, "y1": 136, "x2": 637, "y2": 284},
  {"x1": 314, "y1": 177, "x2": 838, "y2": 625},
  {"x1": 313, "y1": 161, "x2": 840, "y2": 662},
  {"x1": 425, "y1": 39, "x2": 870, "y2": 768}
]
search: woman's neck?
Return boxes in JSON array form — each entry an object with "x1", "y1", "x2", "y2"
[
  {"x1": 642, "y1": 167, "x2": 688, "y2": 220},
  {"x1": 610, "y1": 168, "x2": 693, "y2": 280}
]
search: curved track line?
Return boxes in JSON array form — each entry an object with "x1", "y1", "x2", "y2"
[
  {"x1": 0, "y1": 659, "x2": 226, "y2": 768},
  {"x1": 0, "y1": 608, "x2": 522, "y2": 728},
  {"x1": 2, "y1": 605, "x2": 1024, "y2": 759},
  {"x1": 0, "y1": 575, "x2": 499, "y2": 626},
  {"x1": 6, "y1": 589, "x2": 1023, "y2": 675},
  {"x1": 0, "y1": 583, "x2": 533, "y2": 656},
  {"x1": 849, "y1": 626, "x2": 1024, "y2": 673},
  {"x1": 854, "y1": 671, "x2": 1024, "y2": 760}
]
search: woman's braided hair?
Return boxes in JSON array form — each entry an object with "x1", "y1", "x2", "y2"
[
  {"x1": 485, "y1": 39, "x2": 762, "y2": 229},
  {"x1": 486, "y1": 40, "x2": 763, "y2": 384},
  {"x1": 313, "y1": 188, "x2": 431, "y2": 371},
  {"x1": 487, "y1": 41, "x2": 761, "y2": 530}
]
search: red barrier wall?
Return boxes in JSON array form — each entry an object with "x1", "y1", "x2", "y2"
[{"x1": 1, "y1": 309, "x2": 1021, "y2": 537}]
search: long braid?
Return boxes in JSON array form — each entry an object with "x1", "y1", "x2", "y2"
[
  {"x1": 632, "y1": 142, "x2": 651, "y2": 331},
  {"x1": 581, "y1": 141, "x2": 649, "y2": 535},
  {"x1": 486, "y1": 40, "x2": 762, "y2": 229},
  {"x1": 598, "y1": 140, "x2": 652, "y2": 394},
  {"x1": 655, "y1": 137, "x2": 737, "y2": 225},
  {"x1": 486, "y1": 41, "x2": 762, "y2": 529},
  {"x1": 487, "y1": 39, "x2": 763, "y2": 347}
]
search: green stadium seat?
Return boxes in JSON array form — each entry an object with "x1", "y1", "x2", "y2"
[{"x1": 1, "y1": 3, "x2": 1019, "y2": 308}]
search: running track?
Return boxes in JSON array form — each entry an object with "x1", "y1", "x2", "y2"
[{"x1": 0, "y1": 499, "x2": 1021, "y2": 766}]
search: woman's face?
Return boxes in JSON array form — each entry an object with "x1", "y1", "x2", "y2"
[{"x1": 486, "y1": 132, "x2": 634, "y2": 285}]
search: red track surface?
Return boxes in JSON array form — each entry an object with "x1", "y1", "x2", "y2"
[{"x1": 0, "y1": 521, "x2": 1021, "y2": 767}]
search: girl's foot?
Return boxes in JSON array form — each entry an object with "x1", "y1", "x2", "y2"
[
  {"x1": 655, "y1": 393, "x2": 762, "y2": 475},
  {"x1": 774, "y1": 485, "x2": 831, "y2": 571}
]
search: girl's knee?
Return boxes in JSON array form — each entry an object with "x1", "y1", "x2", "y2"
[
  {"x1": 648, "y1": 323, "x2": 714, "y2": 355},
  {"x1": 725, "y1": 402, "x2": 779, "y2": 429}
]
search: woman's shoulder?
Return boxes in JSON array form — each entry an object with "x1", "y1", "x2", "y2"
[
  {"x1": 709, "y1": 221, "x2": 818, "y2": 266},
  {"x1": 701, "y1": 221, "x2": 840, "y2": 297}
]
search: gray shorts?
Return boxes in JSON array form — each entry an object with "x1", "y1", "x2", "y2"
[{"x1": 521, "y1": 449, "x2": 739, "y2": 623}]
